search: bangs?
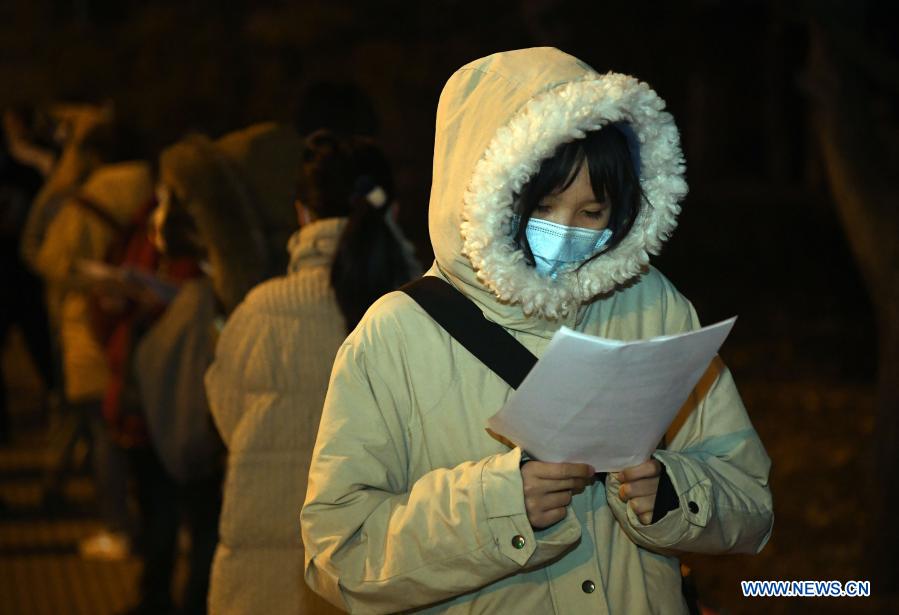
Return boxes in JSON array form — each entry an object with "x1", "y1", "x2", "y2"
[
  {"x1": 515, "y1": 124, "x2": 638, "y2": 215},
  {"x1": 515, "y1": 139, "x2": 585, "y2": 214},
  {"x1": 582, "y1": 125, "x2": 639, "y2": 233}
]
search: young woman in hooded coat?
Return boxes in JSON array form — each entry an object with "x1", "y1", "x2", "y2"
[{"x1": 301, "y1": 48, "x2": 773, "y2": 614}]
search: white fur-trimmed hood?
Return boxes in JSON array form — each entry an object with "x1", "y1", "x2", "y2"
[{"x1": 428, "y1": 48, "x2": 687, "y2": 322}]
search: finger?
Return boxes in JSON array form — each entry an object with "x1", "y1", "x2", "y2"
[
  {"x1": 618, "y1": 459, "x2": 659, "y2": 483},
  {"x1": 538, "y1": 462, "x2": 595, "y2": 480},
  {"x1": 530, "y1": 461, "x2": 595, "y2": 480},
  {"x1": 536, "y1": 490, "x2": 573, "y2": 511},
  {"x1": 628, "y1": 495, "x2": 656, "y2": 516},
  {"x1": 619, "y1": 459, "x2": 661, "y2": 483},
  {"x1": 530, "y1": 507, "x2": 567, "y2": 529},
  {"x1": 618, "y1": 479, "x2": 658, "y2": 502},
  {"x1": 528, "y1": 475, "x2": 592, "y2": 494},
  {"x1": 553, "y1": 475, "x2": 593, "y2": 492},
  {"x1": 524, "y1": 489, "x2": 570, "y2": 512},
  {"x1": 522, "y1": 477, "x2": 574, "y2": 501},
  {"x1": 620, "y1": 477, "x2": 659, "y2": 499},
  {"x1": 638, "y1": 510, "x2": 654, "y2": 525}
]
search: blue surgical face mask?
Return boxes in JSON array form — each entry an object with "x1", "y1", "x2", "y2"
[{"x1": 523, "y1": 217, "x2": 613, "y2": 279}]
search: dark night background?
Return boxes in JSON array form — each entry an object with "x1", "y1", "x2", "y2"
[{"x1": 2, "y1": 1, "x2": 897, "y2": 613}]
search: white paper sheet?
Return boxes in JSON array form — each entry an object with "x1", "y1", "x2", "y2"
[{"x1": 486, "y1": 317, "x2": 736, "y2": 471}]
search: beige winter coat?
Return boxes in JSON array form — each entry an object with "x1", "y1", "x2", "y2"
[
  {"x1": 301, "y1": 48, "x2": 773, "y2": 614},
  {"x1": 34, "y1": 161, "x2": 153, "y2": 402},
  {"x1": 205, "y1": 218, "x2": 350, "y2": 615}
]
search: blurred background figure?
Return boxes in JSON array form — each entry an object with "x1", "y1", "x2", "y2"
[
  {"x1": 31, "y1": 115, "x2": 152, "y2": 561},
  {"x1": 20, "y1": 102, "x2": 116, "y2": 283},
  {"x1": 125, "y1": 122, "x2": 304, "y2": 615},
  {"x1": 1, "y1": 105, "x2": 57, "y2": 445},
  {"x1": 204, "y1": 129, "x2": 420, "y2": 615},
  {"x1": 9, "y1": 102, "x2": 119, "y2": 469}
]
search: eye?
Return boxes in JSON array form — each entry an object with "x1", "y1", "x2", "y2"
[
  {"x1": 535, "y1": 203, "x2": 552, "y2": 213},
  {"x1": 582, "y1": 208, "x2": 608, "y2": 219}
]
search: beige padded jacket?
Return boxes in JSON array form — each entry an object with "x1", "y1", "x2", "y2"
[
  {"x1": 205, "y1": 218, "x2": 350, "y2": 615},
  {"x1": 301, "y1": 48, "x2": 773, "y2": 614}
]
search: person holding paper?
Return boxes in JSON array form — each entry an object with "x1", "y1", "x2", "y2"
[{"x1": 302, "y1": 48, "x2": 773, "y2": 614}]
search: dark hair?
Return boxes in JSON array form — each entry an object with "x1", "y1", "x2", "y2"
[
  {"x1": 298, "y1": 130, "x2": 415, "y2": 331},
  {"x1": 513, "y1": 123, "x2": 645, "y2": 268},
  {"x1": 295, "y1": 131, "x2": 355, "y2": 219}
]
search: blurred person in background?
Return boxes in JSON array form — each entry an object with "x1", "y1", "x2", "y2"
[
  {"x1": 203, "y1": 130, "x2": 420, "y2": 615},
  {"x1": 125, "y1": 123, "x2": 303, "y2": 615},
  {"x1": 16, "y1": 103, "x2": 136, "y2": 509},
  {"x1": 32, "y1": 117, "x2": 152, "y2": 560},
  {"x1": 21, "y1": 102, "x2": 116, "y2": 287},
  {"x1": 8, "y1": 103, "x2": 119, "y2": 503},
  {"x1": 92, "y1": 164, "x2": 206, "y2": 614},
  {"x1": 1, "y1": 105, "x2": 57, "y2": 444}
]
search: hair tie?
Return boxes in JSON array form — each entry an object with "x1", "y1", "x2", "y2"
[
  {"x1": 353, "y1": 174, "x2": 388, "y2": 209},
  {"x1": 365, "y1": 186, "x2": 388, "y2": 209}
]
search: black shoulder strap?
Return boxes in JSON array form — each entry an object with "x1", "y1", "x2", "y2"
[
  {"x1": 69, "y1": 194, "x2": 126, "y2": 235},
  {"x1": 401, "y1": 276, "x2": 537, "y2": 389}
]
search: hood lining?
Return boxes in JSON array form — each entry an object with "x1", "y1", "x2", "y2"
[{"x1": 459, "y1": 72, "x2": 687, "y2": 319}]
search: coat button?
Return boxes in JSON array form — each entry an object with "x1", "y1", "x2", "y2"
[
  {"x1": 511, "y1": 535, "x2": 526, "y2": 549},
  {"x1": 688, "y1": 501, "x2": 699, "y2": 514},
  {"x1": 582, "y1": 580, "x2": 596, "y2": 594}
]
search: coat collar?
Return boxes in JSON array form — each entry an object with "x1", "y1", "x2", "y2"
[{"x1": 287, "y1": 217, "x2": 347, "y2": 273}]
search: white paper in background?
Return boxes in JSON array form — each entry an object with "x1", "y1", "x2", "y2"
[
  {"x1": 75, "y1": 259, "x2": 180, "y2": 303},
  {"x1": 76, "y1": 258, "x2": 124, "y2": 282},
  {"x1": 486, "y1": 317, "x2": 737, "y2": 472}
]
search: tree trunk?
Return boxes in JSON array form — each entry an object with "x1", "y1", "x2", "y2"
[
  {"x1": 808, "y1": 23, "x2": 899, "y2": 592},
  {"x1": 871, "y1": 313, "x2": 899, "y2": 591}
]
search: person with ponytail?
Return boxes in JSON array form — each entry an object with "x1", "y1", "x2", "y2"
[
  {"x1": 204, "y1": 130, "x2": 420, "y2": 615},
  {"x1": 302, "y1": 131, "x2": 421, "y2": 331}
]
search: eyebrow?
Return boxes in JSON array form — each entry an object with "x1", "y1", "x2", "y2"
[
  {"x1": 574, "y1": 199, "x2": 607, "y2": 208},
  {"x1": 542, "y1": 194, "x2": 607, "y2": 205}
]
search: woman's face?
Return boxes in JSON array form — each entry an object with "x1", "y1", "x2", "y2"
[
  {"x1": 150, "y1": 183, "x2": 204, "y2": 258},
  {"x1": 531, "y1": 161, "x2": 611, "y2": 230}
]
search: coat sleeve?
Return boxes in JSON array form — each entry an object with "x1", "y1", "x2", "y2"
[
  {"x1": 605, "y1": 293, "x2": 774, "y2": 555},
  {"x1": 300, "y1": 316, "x2": 581, "y2": 614}
]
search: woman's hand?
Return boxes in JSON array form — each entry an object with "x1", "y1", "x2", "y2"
[
  {"x1": 521, "y1": 461, "x2": 595, "y2": 529},
  {"x1": 614, "y1": 459, "x2": 662, "y2": 525}
]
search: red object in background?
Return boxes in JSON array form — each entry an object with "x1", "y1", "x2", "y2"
[{"x1": 101, "y1": 199, "x2": 201, "y2": 448}]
